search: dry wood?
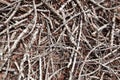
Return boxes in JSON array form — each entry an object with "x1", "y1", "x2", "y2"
[{"x1": 0, "y1": 0, "x2": 120, "y2": 80}]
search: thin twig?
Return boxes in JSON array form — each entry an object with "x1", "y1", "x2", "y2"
[{"x1": 4, "y1": 0, "x2": 22, "y2": 24}]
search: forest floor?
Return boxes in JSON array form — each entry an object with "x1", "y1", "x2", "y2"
[{"x1": 0, "y1": 0, "x2": 120, "y2": 80}]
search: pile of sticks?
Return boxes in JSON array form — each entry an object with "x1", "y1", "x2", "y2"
[{"x1": 0, "y1": 0, "x2": 120, "y2": 80}]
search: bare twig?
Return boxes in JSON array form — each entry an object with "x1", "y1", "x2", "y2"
[
  {"x1": 0, "y1": 0, "x2": 10, "y2": 6},
  {"x1": 42, "y1": 1, "x2": 63, "y2": 21},
  {"x1": 4, "y1": 0, "x2": 22, "y2": 24}
]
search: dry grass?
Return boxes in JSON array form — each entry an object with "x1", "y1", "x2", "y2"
[{"x1": 0, "y1": 0, "x2": 120, "y2": 80}]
